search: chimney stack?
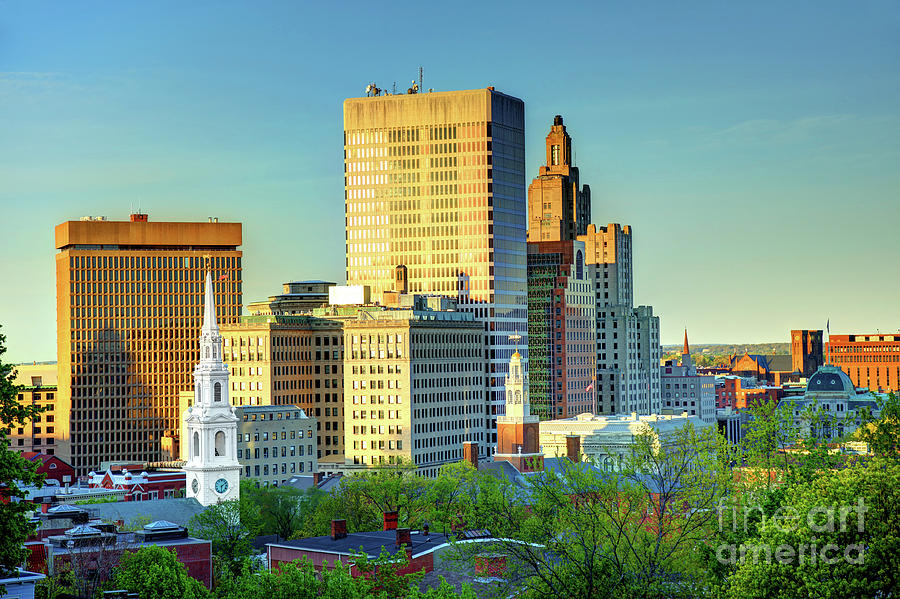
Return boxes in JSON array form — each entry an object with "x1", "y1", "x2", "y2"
[
  {"x1": 566, "y1": 435, "x2": 581, "y2": 463},
  {"x1": 383, "y1": 511, "x2": 399, "y2": 531},
  {"x1": 463, "y1": 441, "x2": 479, "y2": 469},
  {"x1": 396, "y1": 528, "x2": 411, "y2": 548},
  {"x1": 312, "y1": 472, "x2": 323, "y2": 486},
  {"x1": 331, "y1": 519, "x2": 347, "y2": 540}
]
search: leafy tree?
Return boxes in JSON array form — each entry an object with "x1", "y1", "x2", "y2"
[
  {"x1": 112, "y1": 545, "x2": 209, "y2": 599},
  {"x1": 857, "y1": 391, "x2": 900, "y2": 458},
  {"x1": 447, "y1": 423, "x2": 734, "y2": 599},
  {"x1": 741, "y1": 399, "x2": 798, "y2": 491},
  {"x1": 339, "y1": 459, "x2": 430, "y2": 529},
  {"x1": 425, "y1": 460, "x2": 509, "y2": 533},
  {"x1": 188, "y1": 499, "x2": 254, "y2": 579},
  {"x1": 242, "y1": 482, "x2": 323, "y2": 541},
  {"x1": 720, "y1": 457, "x2": 900, "y2": 599},
  {"x1": 0, "y1": 325, "x2": 46, "y2": 580}
]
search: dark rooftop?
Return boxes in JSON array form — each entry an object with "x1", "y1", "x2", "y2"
[{"x1": 268, "y1": 529, "x2": 449, "y2": 559}]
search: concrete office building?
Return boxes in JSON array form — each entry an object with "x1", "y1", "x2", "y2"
[
  {"x1": 342, "y1": 301, "x2": 486, "y2": 477},
  {"x1": 234, "y1": 405, "x2": 317, "y2": 487},
  {"x1": 246, "y1": 281, "x2": 336, "y2": 316},
  {"x1": 55, "y1": 213, "x2": 242, "y2": 474},
  {"x1": 9, "y1": 364, "x2": 59, "y2": 454},
  {"x1": 343, "y1": 86, "x2": 527, "y2": 452},
  {"x1": 219, "y1": 314, "x2": 344, "y2": 458},
  {"x1": 580, "y1": 223, "x2": 661, "y2": 415}
]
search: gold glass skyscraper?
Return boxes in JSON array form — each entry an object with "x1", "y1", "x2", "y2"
[
  {"x1": 343, "y1": 87, "x2": 527, "y2": 448},
  {"x1": 55, "y1": 214, "x2": 242, "y2": 474}
]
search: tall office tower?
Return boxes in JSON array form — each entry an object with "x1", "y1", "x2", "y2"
[
  {"x1": 343, "y1": 87, "x2": 527, "y2": 451},
  {"x1": 527, "y1": 116, "x2": 591, "y2": 242},
  {"x1": 526, "y1": 118, "x2": 596, "y2": 419},
  {"x1": 526, "y1": 240, "x2": 596, "y2": 419},
  {"x1": 219, "y1": 314, "x2": 345, "y2": 458},
  {"x1": 579, "y1": 223, "x2": 660, "y2": 415},
  {"x1": 791, "y1": 329, "x2": 824, "y2": 378},
  {"x1": 55, "y1": 213, "x2": 242, "y2": 474}
]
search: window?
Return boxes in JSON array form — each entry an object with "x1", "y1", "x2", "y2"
[
  {"x1": 551, "y1": 144, "x2": 560, "y2": 165},
  {"x1": 214, "y1": 383, "x2": 222, "y2": 402},
  {"x1": 215, "y1": 431, "x2": 225, "y2": 456}
]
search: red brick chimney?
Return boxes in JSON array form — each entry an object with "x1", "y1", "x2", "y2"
[
  {"x1": 463, "y1": 441, "x2": 479, "y2": 469},
  {"x1": 395, "y1": 528, "x2": 411, "y2": 548},
  {"x1": 130, "y1": 213, "x2": 148, "y2": 222},
  {"x1": 41, "y1": 502, "x2": 50, "y2": 514},
  {"x1": 331, "y1": 519, "x2": 347, "y2": 540},
  {"x1": 383, "y1": 511, "x2": 399, "y2": 531},
  {"x1": 312, "y1": 472, "x2": 323, "y2": 486},
  {"x1": 566, "y1": 435, "x2": 581, "y2": 463}
]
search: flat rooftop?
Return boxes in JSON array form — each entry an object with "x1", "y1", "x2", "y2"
[
  {"x1": 55, "y1": 218, "x2": 241, "y2": 249},
  {"x1": 269, "y1": 529, "x2": 449, "y2": 559}
]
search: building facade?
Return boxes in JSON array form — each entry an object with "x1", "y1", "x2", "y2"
[
  {"x1": 9, "y1": 364, "x2": 59, "y2": 455},
  {"x1": 660, "y1": 332, "x2": 716, "y2": 423},
  {"x1": 234, "y1": 405, "x2": 317, "y2": 486},
  {"x1": 220, "y1": 314, "x2": 344, "y2": 458},
  {"x1": 55, "y1": 213, "x2": 242, "y2": 474},
  {"x1": 539, "y1": 412, "x2": 712, "y2": 471},
  {"x1": 526, "y1": 240, "x2": 595, "y2": 419},
  {"x1": 341, "y1": 303, "x2": 486, "y2": 477},
  {"x1": 526, "y1": 115, "x2": 590, "y2": 243},
  {"x1": 343, "y1": 87, "x2": 527, "y2": 452},
  {"x1": 581, "y1": 221, "x2": 661, "y2": 415},
  {"x1": 791, "y1": 329, "x2": 824, "y2": 378},
  {"x1": 828, "y1": 333, "x2": 900, "y2": 393}
]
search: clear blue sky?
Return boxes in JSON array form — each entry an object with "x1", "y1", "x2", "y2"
[{"x1": 2, "y1": 0, "x2": 899, "y2": 363}]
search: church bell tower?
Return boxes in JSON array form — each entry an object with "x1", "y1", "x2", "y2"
[
  {"x1": 495, "y1": 335, "x2": 543, "y2": 472},
  {"x1": 182, "y1": 272, "x2": 241, "y2": 506}
]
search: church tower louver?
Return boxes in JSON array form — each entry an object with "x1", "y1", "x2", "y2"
[{"x1": 183, "y1": 272, "x2": 240, "y2": 506}]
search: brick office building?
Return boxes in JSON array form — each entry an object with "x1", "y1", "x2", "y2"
[{"x1": 828, "y1": 333, "x2": 900, "y2": 393}]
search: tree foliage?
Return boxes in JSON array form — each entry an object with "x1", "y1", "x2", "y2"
[
  {"x1": 112, "y1": 545, "x2": 210, "y2": 599},
  {"x1": 0, "y1": 325, "x2": 46, "y2": 578},
  {"x1": 188, "y1": 499, "x2": 255, "y2": 580}
]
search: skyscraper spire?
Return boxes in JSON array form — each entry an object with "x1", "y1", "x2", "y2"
[{"x1": 201, "y1": 271, "x2": 219, "y2": 334}]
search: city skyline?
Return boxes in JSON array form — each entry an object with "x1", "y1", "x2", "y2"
[{"x1": 3, "y1": 1, "x2": 899, "y2": 363}]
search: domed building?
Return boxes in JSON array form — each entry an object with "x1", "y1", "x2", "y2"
[{"x1": 779, "y1": 365, "x2": 882, "y2": 440}]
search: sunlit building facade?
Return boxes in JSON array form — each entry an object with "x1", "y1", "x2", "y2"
[
  {"x1": 55, "y1": 213, "x2": 242, "y2": 474},
  {"x1": 343, "y1": 87, "x2": 527, "y2": 451}
]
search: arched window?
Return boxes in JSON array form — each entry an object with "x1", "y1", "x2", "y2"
[
  {"x1": 215, "y1": 431, "x2": 225, "y2": 457},
  {"x1": 214, "y1": 382, "x2": 222, "y2": 402},
  {"x1": 576, "y1": 250, "x2": 584, "y2": 280},
  {"x1": 515, "y1": 390, "x2": 522, "y2": 404},
  {"x1": 193, "y1": 431, "x2": 199, "y2": 458},
  {"x1": 205, "y1": 347, "x2": 210, "y2": 359}
]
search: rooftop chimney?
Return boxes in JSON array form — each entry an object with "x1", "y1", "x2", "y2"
[
  {"x1": 331, "y1": 519, "x2": 347, "y2": 540},
  {"x1": 463, "y1": 441, "x2": 479, "y2": 469},
  {"x1": 383, "y1": 511, "x2": 399, "y2": 531},
  {"x1": 396, "y1": 528, "x2": 411, "y2": 548},
  {"x1": 129, "y1": 213, "x2": 148, "y2": 222},
  {"x1": 566, "y1": 435, "x2": 581, "y2": 463}
]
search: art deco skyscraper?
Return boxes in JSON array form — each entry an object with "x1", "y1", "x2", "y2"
[
  {"x1": 343, "y1": 87, "x2": 527, "y2": 449},
  {"x1": 55, "y1": 213, "x2": 242, "y2": 474}
]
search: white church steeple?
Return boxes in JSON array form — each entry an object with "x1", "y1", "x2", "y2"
[{"x1": 182, "y1": 272, "x2": 241, "y2": 506}]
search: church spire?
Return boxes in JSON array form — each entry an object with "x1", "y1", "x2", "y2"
[
  {"x1": 682, "y1": 329, "x2": 693, "y2": 370},
  {"x1": 683, "y1": 329, "x2": 690, "y2": 356},
  {"x1": 202, "y1": 271, "x2": 219, "y2": 335}
]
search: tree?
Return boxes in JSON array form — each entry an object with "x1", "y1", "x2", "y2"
[
  {"x1": 447, "y1": 423, "x2": 734, "y2": 599},
  {"x1": 112, "y1": 545, "x2": 209, "y2": 599},
  {"x1": 857, "y1": 391, "x2": 900, "y2": 458},
  {"x1": 720, "y1": 457, "x2": 900, "y2": 599},
  {"x1": 741, "y1": 399, "x2": 798, "y2": 491},
  {"x1": 188, "y1": 499, "x2": 254, "y2": 579},
  {"x1": 242, "y1": 482, "x2": 323, "y2": 541},
  {"x1": 0, "y1": 325, "x2": 46, "y2": 580}
]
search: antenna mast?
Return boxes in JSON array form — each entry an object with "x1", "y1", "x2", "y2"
[{"x1": 419, "y1": 66, "x2": 423, "y2": 93}]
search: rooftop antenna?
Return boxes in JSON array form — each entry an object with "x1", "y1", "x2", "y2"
[
  {"x1": 419, "y1": 66, "x2": 423, "y2": 93},
  {"x1": 392, "y1": 81, "x2": 397, "y2": 95}
]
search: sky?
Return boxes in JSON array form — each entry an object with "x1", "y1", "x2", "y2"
[{"x1": 1, "y1": 0, "x2": 899, "y2": 363}]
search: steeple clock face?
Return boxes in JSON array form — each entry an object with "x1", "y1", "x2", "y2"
[
  {"x1": 215, "y1": 478, "x2": 229, "y2": 494},
  {"x1": 191, "y1": 478, "x2": 199, "y2": 494}
]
